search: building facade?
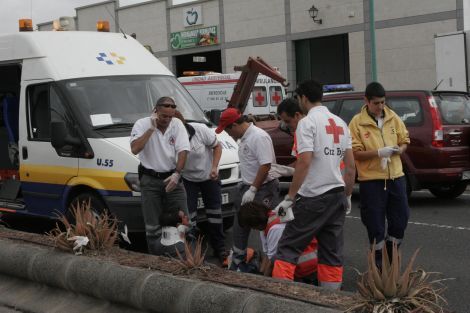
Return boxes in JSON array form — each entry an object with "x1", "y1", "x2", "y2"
[{"x1": 38, "y1": 0, "x2": 464, "y2": 92}]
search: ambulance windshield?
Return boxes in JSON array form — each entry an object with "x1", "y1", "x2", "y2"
[{"x1": 62, "y1": 75, "x2": 208, "y2": 132}]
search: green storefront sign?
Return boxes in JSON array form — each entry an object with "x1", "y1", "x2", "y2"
[{"x1": 170, "y1": 26, "x2": 218, "y2": 50}]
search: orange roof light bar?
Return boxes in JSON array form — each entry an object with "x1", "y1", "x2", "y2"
[
  {"x1": 96, "y1": 20, "x2": 110, "y2": 32},
  {"x1": 19, "y1": 19, "x2": 33, "y2": 32}
]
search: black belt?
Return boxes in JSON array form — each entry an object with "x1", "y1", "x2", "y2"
[
  {"x1": 324, "y1": 186, "x2": 345, "y2": 195},
  {"x1": 138, "y1": 164, "x2": 174, "y2": 179}
]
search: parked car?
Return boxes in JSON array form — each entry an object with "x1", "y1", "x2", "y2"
[{"x1": 257, "y1": 90, "x2": 470, "y2": 198}]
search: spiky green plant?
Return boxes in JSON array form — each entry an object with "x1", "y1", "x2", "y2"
[
  {"x1": 346, "y1": 243, "x2": 448, "y2": 313},
  {"x1": 47, "y1": 198, "x2": 118, "y2": 254},
  {"x1": 175, "y1": 236, "x2": 209, "y2": 274}
]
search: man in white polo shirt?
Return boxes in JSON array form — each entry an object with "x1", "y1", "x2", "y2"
[
  {"x1": 272, "y1": 80, "x2": 355, "y2": 290},
  {"x1": 130, "y1": 96, "x2": 190, "y2": 255},
  {"x1": 215, "y1": 108, "x2": 279, "y2": 272}
]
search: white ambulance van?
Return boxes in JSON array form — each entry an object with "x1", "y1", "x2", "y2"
[
  {"x1": 178, "y1": 72, "x2": 286, "y2": 117},
  {"x1": 0, "y1": 31, "x2": 240, "y2": 231}
]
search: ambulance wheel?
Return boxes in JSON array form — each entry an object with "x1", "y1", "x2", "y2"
[{"x1": 67, "y1": 192, "x2": 107, "y2": 221}]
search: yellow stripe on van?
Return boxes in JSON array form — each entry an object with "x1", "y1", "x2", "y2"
[
  {"x1": 72, "y1": 168, "x2": 129, "y2": 191},
  {"x1": 20, "y1": 164, "x2": 130, "y2": 192},
  {"x1": 20, "y1": 164, "x2": 78, "y2": 185}
]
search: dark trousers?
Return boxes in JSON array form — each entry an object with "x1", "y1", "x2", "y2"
[
  {"x1": 140, "y1": 174, "x2": 188, "y2": 255},
  {"x1": 359, "y1": 176, "x2": 409, "y2": 264},
  {"x1": 183, "y1": 178, "x2": 225, "y2": 255},
  {"x1": 274, "y1": 190, "x2": 346, "y2": 288}
]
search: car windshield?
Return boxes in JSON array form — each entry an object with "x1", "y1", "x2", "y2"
[
  {"x1": 435, "y1": 93, "x2": 470, "y2": 125},
  {"x1": 61, "y1": 75, "x2": 208, "y2": 133}
]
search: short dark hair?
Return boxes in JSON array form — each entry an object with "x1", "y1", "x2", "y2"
[
  {"x1": 237, "y1": 201, "x2": 270, "y2": 229},
  {"x1": 156, "y1": 96, "x2": 175, "y2": 107},
  {"x1": 365, "y1": 82, "x2": 386, "y2": 100},
  {"x1": 295, "y1": 79, "x2": 323, "y2": 103},
  {"x1": 277, "y1": 97, "x2": 301, "y2": 117},
  {"x1": 159, "y1": 210, "x2": 182, "y2": 227}
]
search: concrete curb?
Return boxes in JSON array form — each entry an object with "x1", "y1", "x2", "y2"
[{"x1": 0, "y1": 238, "x2": 342, "y2": 313}]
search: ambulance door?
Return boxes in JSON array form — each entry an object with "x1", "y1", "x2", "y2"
[
  {"x1": 269, "y1": 84, "x2": 284, "y2": 114},
  {"x1": 250, "y1": 85, "x2": 268, "y2": 115},
  {"x1": 19, "y1": 82, "x2": 78, "y2": 217}
]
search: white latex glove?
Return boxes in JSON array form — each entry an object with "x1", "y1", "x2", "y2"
[
  {"x1": 380, "y1": 157, "x2": 391, "y2": 170},
  {"x1": 241, "y1": 186, "x2": 257, "y2": 205},
  {"x1": 164, "y1": 172, "x2": 181, "y2": 193},
  {"x1": 150, "y1": 112, "x2": 158, "y2": 131},
  {"x1": 274, "y1": 195, "x2": 295, "y2": 222},
  {"x1": 270, "y1": 164, "x2": 295, "y2": 178},
  {"x1": 68, "y1": 235, "x2": 89, "y2": 255},
  {"x1": 120, "y1": 225, "x2": 131, "y2": 245},
  {"x1": 378, "y1": 146, "x2": 398, "y2": 158},
  {"x1": 346, "y1": 195, "x2": 352, "y2": 215}
]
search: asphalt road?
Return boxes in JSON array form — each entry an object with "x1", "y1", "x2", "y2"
[
  {"x1": 343, "y1": 190, "x2": 470, "y2": 313},
  {"x1": 240, "y1": 189, "x2": 470, "y2": 313},
  {"x1": 2, "y1": 189, "x2": 469, "y2": 312}
]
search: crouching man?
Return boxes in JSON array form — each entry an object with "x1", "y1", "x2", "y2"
[{"x1": 238, "y1": 202, "x2": 318, "y2": 282}]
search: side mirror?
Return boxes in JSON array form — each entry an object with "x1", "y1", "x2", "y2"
[
  {"x1": 51, "y1": 121, "x2": 81, "y2": 148},
  {"x1": 208, "y1": 109, "x2": 222, "y2": 125}
]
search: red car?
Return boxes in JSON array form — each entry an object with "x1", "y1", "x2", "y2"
[{"x1": 260, "y1": 90, "x2": 470, "y2": 198}]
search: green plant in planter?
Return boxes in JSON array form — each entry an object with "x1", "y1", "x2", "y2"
[
  {"x1": 175, "y1": 236, "x2": 209, "y2": 274},
  {"x1": 346, "y1": 243, "x2": 448, "y2": 313},
  {"x1": 47, "y1": 198, "x2": 118, "y2": 254}
]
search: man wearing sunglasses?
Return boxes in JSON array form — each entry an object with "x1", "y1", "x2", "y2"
[{"x1": 130, "y1": 96, "x2": 190, "y2": 255}]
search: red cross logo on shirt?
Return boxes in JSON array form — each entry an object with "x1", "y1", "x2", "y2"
[
  {"x1": 325, "y1": 118, "x2": 344, "y2": 144},
  {"x1": 271, "y1": 91, "x2": 281, "y2": 105},
  {"x1": 255, "y1": 92, "x2": 265, "y2": 105}
]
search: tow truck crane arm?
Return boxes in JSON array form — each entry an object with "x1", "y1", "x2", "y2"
[{"x1": 228, "y1": 57, "x2": 288, "y2": 114}]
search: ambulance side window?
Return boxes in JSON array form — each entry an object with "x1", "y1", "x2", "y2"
[
  {"x1": 252, "y1": 86, "x2": 267, "y2": 107},
  {"x1": 28, "y1": 84, "x2": 71, "y2": 141}
]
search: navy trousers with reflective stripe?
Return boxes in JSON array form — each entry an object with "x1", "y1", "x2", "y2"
[
  {"x1": 183, "y1": 178, "x2": 225, "y2": 255},
  {"x1": 359, "y1": 176, "x2": 409, "y2": 263}
]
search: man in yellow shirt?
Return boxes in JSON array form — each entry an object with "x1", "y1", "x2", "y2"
[{"x1": 348, "y1": 82, "x2": 410, "y2": 267}]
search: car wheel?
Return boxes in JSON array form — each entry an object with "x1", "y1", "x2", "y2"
[
  {"x1": 429, "y1": 182, "x2": 468, "y2": 199},
  {"x1": 67, "y1": 192, "x2": 107, "y2": 221}
]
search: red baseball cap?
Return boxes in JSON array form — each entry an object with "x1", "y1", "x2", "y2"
[{"x1": 215, "y1": 108, "x2": 242, "y2": 134}]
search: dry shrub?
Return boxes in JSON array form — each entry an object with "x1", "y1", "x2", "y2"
[
  {"x1": 47, "y1": 198, "x2": 118, "y2": 254},
  {"x1": 346, "y1": 243, "x2": 448, "y2": 313},
  {"x1": 175, "y1": 236, "x2": 209, "y2": 274}
]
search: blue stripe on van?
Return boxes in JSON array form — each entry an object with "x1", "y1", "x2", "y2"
[{"x1": 20, "y1": 181, "x2": 133, "y2": 218}]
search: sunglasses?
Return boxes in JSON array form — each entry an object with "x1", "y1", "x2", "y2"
[{"x1": 157, "y1": 103, "x2": 177, "y2": 109}]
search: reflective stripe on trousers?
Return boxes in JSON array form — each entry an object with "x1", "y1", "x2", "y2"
[{"x1": 318, "y1": 264, "x2": 343, "y2": 290}]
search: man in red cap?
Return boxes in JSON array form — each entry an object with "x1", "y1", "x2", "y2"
[{"x1": 216, "y1": 107, "x2": 279, "y2": 272}]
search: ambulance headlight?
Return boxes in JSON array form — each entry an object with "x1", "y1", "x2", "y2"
[{"x1": 124, "y1": 173, "x2": 141, "y2": 192}]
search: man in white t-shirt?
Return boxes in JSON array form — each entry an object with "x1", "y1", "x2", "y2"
[
  {"x1": 173, "y1": 111, "x2": 227, "y2": 265},
  {"x1": 271, "y1": 80, "x2": 356, "y2": 290},
  {"x1": 130, "y1": 96, "x2": 190, "y2": 255},
  {"x1": 215, "y1": 108, "x2": 279, "y2": 272}
]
